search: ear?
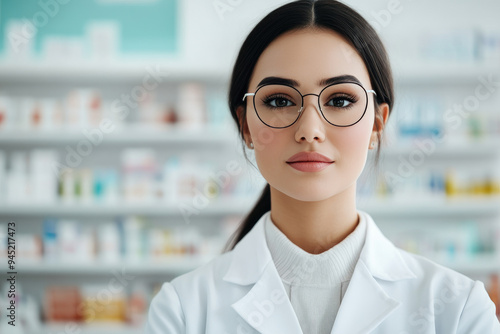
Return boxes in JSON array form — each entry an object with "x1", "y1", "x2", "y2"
[
  {"x1": 370, "y1": 102, "x2": 389, "y2": 147},
  {"x1": 236, "y1": 105, "x2": 252, "y2": 147}
]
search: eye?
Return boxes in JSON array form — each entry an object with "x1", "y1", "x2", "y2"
[
  {"x1": 272, "y1": 98, "x2": 292, "y2": 107},
  {"x1": 323, "y1": 92, "x2": 358, "y2": 109},
  {"x1": 264, "y1": 95, "x2": 295, "y2": 108},
  {"x1": 327, "y1": 97, "x2": 352, "y2": 108}
]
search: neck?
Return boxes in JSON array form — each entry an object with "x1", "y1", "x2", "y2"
[{"x1": 269, "y1": 184, "x2": 359, "y2": 254}]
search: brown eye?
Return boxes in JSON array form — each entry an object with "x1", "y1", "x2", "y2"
[
  {"x1": 263, "y1": 95, "x2": 295, "y2": 108},
  {"x1": 328, "y1": 98, "x2": 352, "y2": 108},
  {"x1": 272, "y1": 98, "x2": 292, "y2": 108}
]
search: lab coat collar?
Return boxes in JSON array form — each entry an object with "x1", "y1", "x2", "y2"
[
  {"x1": 223, "y1": 210, "x2": 417, "y2": 334},
  {"x1": 358, "y1": 209, "x2": 417, "y2": 281},
  {"x1": 222, "y1": 210, "x2": 273, "y2": 285}
]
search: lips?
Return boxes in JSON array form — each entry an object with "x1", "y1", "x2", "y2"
[{"x1": 286, "y1": 151, "x2": 334, "y2": 163}]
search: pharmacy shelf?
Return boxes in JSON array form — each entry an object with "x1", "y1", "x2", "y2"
[
  {"x1": 358, "y1": 197, "x2": 500, "y2": 217},
  {"x1": 435, "y1": 255, "x2": 500, "y2": 273},
  {"x1": 0, "y1": 257, "x2": 214, "y2": 275},
  {"x1": 2, "y1": 255, "x2": 498, "y2": 276},
  {"x1": 1, "y1": 130, "x2": 498, "y2": 156},
  {"x1": 1, "y1": 198, "x2": 499, "y2": 217},
  {"x1": 2, "y1": 256, "x2": 498, "y2": 275},
  {"x1": 0, "y1": 199, "x2": 255, "y2": 217},
  {"x1": 380, "y1": 138, "x2": 500, "y2": 158},
  {"x1": 0, "y1": 125, "x2": 237, "y2": 145},
  {"x1": 392, "y1": 62, "x2": 500, "y2": 85},
  {"x1": 34, "y1": 322, "x2": 144, "y2": 334},
  {"x1": 1, "y1": 61, "x2": 498, "y2": 85},
  {"x1": 0, "y1": 60, "x2": 230, "y2": 84}
]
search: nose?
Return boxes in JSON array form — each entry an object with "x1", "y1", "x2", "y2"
[{"x1": 294, "y1": 94, "x2": 326, "y2": 143}]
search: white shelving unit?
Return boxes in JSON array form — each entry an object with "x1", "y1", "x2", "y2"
[
  {"x1": 0, "y1": 125, "x2": 237, "y2": 145},
  {"x1": 0, "y1": 58, "x2": 245, "y2": 332},
  {"x1": 2, "y1": 9, "x2": 500, "y2": 330},
  {"x1": 360, "y1": 197, "x2": 500, "y2": 217},
  {"x1": 432, "y1": 255, "x2": 500, "y2": 274},
  {"x1": 1, "y1": 197, "x2": 499, "y2": 217},
  {"x1": 0, "y1": 60, "x2": 230, "y2": 84},
  {"x1": 383, "y1": 139, "x2": 500, "y2": 157},
  {"x1": 0, "y1": 199, "x2": 252, "y2": 216},
  {"x1": 2, "y1": 252, "x2": 497, "y2": 276},
  {"x1": 35, "y1": 322, "x2": 144, "y2": 334},
  {"x1": 392, "y1": 62, "x2": 500, "y2": 85},
  {"x1": 373, "y1": 57, "x2": 500, "y2": 278},
  {"x1": 0, "y1": 128, "x2": 498, "y2": 150},
  {"x1": 0, "y1": 257, "x2": 212, "y2": 275},
  {"x1": 2, "y1": 61, "x2": 500, "y2": 332}
]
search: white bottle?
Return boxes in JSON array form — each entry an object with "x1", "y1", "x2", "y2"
[
  {"x1": 98, "y1": 222, "x2": 121, "y2": 263},
  {"x1": 30, "y1": 149, "x2": 59, "y2": 204},
  {"x1": 57, "y1": 220, "x2": 80, "y2": 262},
  {"x1": 177, "y1": 83, "x2": 206, "y2": 129},
  {"x1": 163, "y1": 156, "x2": 180, "y2": 204},
  {"x1": 124, "y1": 216, "x2": 144, "y2": 262},
  {"x1": 0, "y1": 151, "x2": 5, "y2": 201},
  {"x1": 7, "y1": 151, "x2": 29, "y2": 203}
]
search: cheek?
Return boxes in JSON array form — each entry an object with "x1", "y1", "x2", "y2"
[
  {"x1": 246, "y1": 110, "x2": 295, "y2": 185},
  {"x1": 332, "y1": 108, "x2": 374, "y2": 161},
  {"x1": 246, "y1": 107, "x2": 282, "y2": 151}
]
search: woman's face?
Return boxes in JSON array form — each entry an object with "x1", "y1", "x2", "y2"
[{"x1": 241, "y1": 28, "x2": 386, "y2": 202}]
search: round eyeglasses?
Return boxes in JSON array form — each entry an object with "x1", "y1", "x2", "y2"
[{"x1": 242, "y1": 81, "x2": 377, "y2": 128}]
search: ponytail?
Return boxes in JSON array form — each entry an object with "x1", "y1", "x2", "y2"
[{"x1": 222, "y1": 183, "x2": 271, "y2": 252}]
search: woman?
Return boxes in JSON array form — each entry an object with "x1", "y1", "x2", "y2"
[{"x1": 145, "y1": 1, "x2": 500, "y2": 333}]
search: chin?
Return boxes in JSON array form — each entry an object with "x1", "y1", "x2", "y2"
[{"x1": 277, "y1": 184, "x2": 342, "y2": 202}]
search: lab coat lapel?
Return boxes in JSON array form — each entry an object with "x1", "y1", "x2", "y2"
[
  {"x1": 223, "y1": 211, "x2": 303, "y2": 334},
  {"x1": 231, "y1": 262, "x2": 303, "y2": 334},
  {"x1": 329, "y1": 261, "x2": 400, "y2": 333},
  {"x1": 330, "y1": 211, "x2": 417, "y2": 334}
]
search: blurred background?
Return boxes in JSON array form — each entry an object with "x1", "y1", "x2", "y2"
[{"x1": 0, "y1": 0, "x2": 499, "y2": 332}]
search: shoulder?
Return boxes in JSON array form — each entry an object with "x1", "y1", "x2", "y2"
[
  {"x1": 398, "y1": 248, "x2": 469, "y2": 277},
  {"x1": 393, "y1": 249, "x2": 500, "y2": 332},
  {"x1": 397, "y1": 248, "x2": 475, "y2": 293},
  {"x1": 145, "y1": 251, "x2": 236, "y2": 333},
  {"x1": 361, "y1": 210, "x2": 475, "y2": 292}
]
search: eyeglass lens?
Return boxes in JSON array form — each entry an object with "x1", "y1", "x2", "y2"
[{"x1": 253, "y1": 83, "x2": 368, "y2": 128}]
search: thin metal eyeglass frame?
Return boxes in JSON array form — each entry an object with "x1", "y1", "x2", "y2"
[{"x1": 242, "y1": 81, "x2": 377, "y2": 128}]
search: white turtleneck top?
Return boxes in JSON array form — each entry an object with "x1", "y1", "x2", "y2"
[{"x1": 264, "y1": 210, "x2": 367, "y2": 334}]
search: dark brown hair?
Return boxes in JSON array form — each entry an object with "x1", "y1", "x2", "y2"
[{"x1": 223, "y1": 0, "x2": 394, "y2": 252}]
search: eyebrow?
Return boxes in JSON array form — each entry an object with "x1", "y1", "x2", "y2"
[{"x1": 256, "y1": 75, "x2": 362, "y2": 88}]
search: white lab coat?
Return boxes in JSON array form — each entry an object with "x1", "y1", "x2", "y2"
[{"x1": 145, "y1": 210, "x2": 500, "y2": 334}]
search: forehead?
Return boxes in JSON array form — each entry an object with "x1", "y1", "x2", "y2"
[{"x1": 248, "y1": 28, "x2": 371, "y2": 90}]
